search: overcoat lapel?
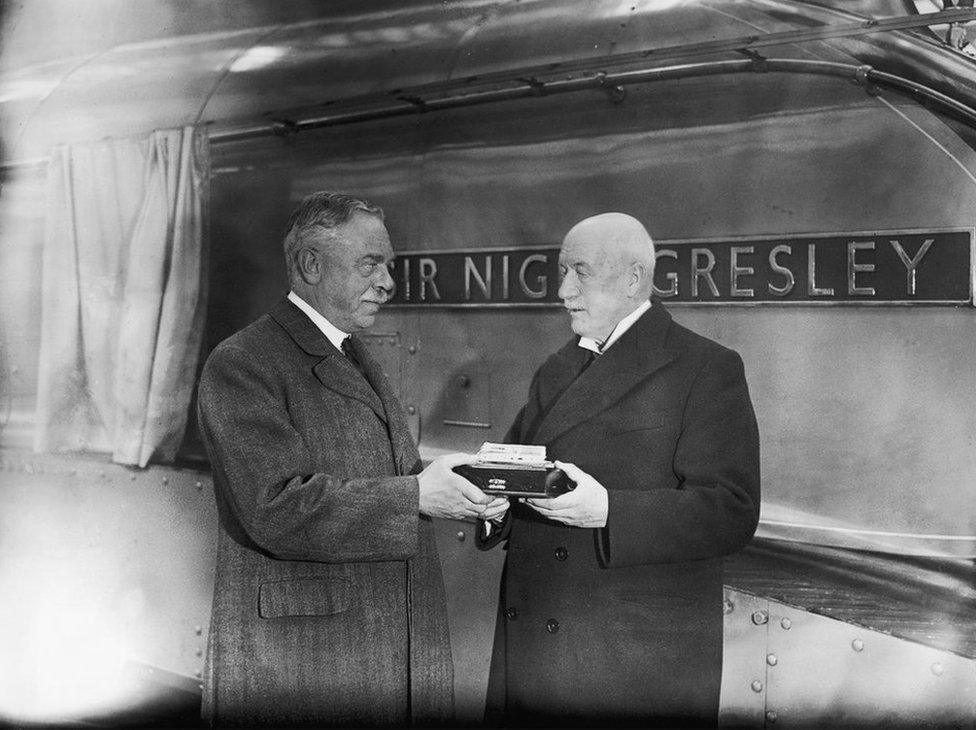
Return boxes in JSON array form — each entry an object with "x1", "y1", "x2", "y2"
[
  {"x1": 346, "y1": 334, "x2": 420, "y2": 477},
  {"x1": 270, "y1": 298, "x2": 387, "y2": 423},
  {"x1": 531, "y1": 301, "x2": 681, "y2": 445}
]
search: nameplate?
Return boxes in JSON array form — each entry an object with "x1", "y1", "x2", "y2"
[{"x1": 387, "y1": 229, "x2": 972, "y2": 306}]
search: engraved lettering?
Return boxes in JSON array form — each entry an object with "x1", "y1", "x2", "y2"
[
  {"x1": 730, "y1": 246, "x2": 755, "y2": 298},
  {"x1": 464, "y1": 255, "x2": 492, "y2": 300},
  {"x1": 691, "y1": 248, "x2": 719, "y2": 298},
  {"x1": 890, "y1": 238, "x2": 933, "y2": 296},
  {"x1": 418, "y1": 258, "x2": 441, "y2": 301},
  {"x1": 807, "y1": 244, "x2": 834, "y2": 296},
  {"x1": 653, "y1": 249, "x2": 678, "y2": 298},
  {"x1": 768, "y1": 245, "x2": 794, "y2": 296},
  {"x1": 847, "y1": 241, "x2": 876, "y2": 296},
  {"x1": 519, "y1": 254, "x2": 549, "y2": 299}
]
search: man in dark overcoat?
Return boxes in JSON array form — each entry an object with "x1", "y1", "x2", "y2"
[
  {"x1": 197, "y1": 192, "x2": 507, "y2": 726},
  {"x1": 478, "y1": 212, "x2": 761, "y2": 727}
]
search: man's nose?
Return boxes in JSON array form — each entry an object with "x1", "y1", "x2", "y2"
[
  {"x1": 375, "y1": 264, "x2": 394, "y2": 293},
  {"x1": 557, "y1": 272, "x2": 576, "y2": 300}
]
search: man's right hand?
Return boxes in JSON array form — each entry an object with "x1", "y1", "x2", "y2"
[{"x1": 418, "y1": 452, "x2": 506, "y2": 520}]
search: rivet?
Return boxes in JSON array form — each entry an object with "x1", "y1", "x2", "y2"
[
  {"x1": 766, "y1": 710, "x2": 778, "y2": 723},
  {"x1": 766, "y1": 654, "x2": 778, "y2": 666},
  {"x1": 130, "y1": 474, "x2": 137, "y2": 481},
  {"x1": 780, "y1": 617, "x2": 792, "y2": 630},
  {"x1": 195, "y1": 481, "x2": 203, "y2": 489},
  {"x1": 456, "y1": 531, "x2": 465, "y2": 542},
  {"x1": 407, "y1": 405, "x2": 417, "y2": 415},
  {"x1": 750, "y1": 680, "x2": 763, "y2": 693},
  {"x1": 723, "y1": 599, "x2": 734, "y2": 614},
  {"x1": 931, "y1": 662, "x2": 944, "y2": 676},
  {"x1": 852, "y1": 638, "x2": 864, "y2": 652},
  {"x1": 195, "y1": 626, "x2": 203, "y2": 635},
  {"x1": 162, "y1": 476, "x2": 169, "y2": 485},
  {"x1": 751, "y1": 610, "x2": 768, "y2": 626},
  {"x1": 195, "y1": 670, "x2": 202, "y2": 678},
  {"x1": 408, "y1": 345, "x2": 417, "y2": 354}
]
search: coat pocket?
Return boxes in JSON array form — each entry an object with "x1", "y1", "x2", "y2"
[{"x1": 258, "y1": 577, "x2": 352, "y2": 618}]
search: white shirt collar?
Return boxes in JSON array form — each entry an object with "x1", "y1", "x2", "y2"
[
  {"x1": 287, "y1": 291, "x2": 348, "y2": 352},
  {"x1": 578, "y1": 299, "x2": 652, "y2": 355}
]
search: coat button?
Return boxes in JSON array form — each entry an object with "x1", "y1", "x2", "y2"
[
  {"x1": 554, "y1": 546, "x2": 568, "y2": 561},
  {"x1": 546, "y1": 618, "x2": 559, "y2": 634},
  {"x1": 505, "y1": 607, "x2": 518, "y2": 620}
]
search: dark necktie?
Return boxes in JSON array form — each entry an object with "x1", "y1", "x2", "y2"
[
  {"x1": 341, "y1": 336, "x2": 364, "y2": 375},
  {"x1": 575, "y1": 349, "x2": 598, "y2": 381},
  {"x1": 580, "y1": 349, "x2": 597, "y2": 372}
]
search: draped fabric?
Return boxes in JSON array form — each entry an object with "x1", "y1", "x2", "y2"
[{"x1": 34, "y1": 127, "x2": 209, "y2": 467}]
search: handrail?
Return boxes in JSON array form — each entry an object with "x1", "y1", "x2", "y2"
[{"x1": 208, "y1": 57, "x2": 976, "y2": 142}]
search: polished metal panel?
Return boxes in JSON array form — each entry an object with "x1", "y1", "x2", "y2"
[
  {"x1": 719, "y1": 589, "x2": 769, "y2": 728},
  {"x1": 8, "y1": 43, "x2": 974, "y2": 552},
  {"x1": 431, "y1": 515, "x2": 505, "y2": 724},
  {"x1": 4, "y1": 1, "x2": 975, "y2": 162},
  {"x1": 0, "y1": 451, "x2": 215, "y2": 723},
  {"x1": 720, "y1": 587, "x2": 976, "y2": 727},
  {"x1": 725, "y1": 538, "x2": 976, "y2": 659},
  {"x1": 763, "y1": 598, "x2": 976, "y2": 727}
]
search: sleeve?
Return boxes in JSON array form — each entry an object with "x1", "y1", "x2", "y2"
[
  {"x1": 596, "y1": 348, "x2": 761, "y2": 567},
  {"x1": 197, "y1": 344, "x2": 420, "y2": 563}
]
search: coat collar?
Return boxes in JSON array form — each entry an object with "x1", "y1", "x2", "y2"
[
  {"x1": 270, "y1": 297, "x2": 387, "y2": 423},
  {"x1": 529, "y1": 300, "x2": 681, "y2": 445}
]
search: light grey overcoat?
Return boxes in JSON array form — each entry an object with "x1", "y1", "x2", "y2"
[{"x1": 197, "y1": 297, "x2": 453, "y2": 726}]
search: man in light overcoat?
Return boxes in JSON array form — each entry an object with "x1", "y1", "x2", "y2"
[{"x1": 197, "y1": 192, "x2": 507, "y2": 726}]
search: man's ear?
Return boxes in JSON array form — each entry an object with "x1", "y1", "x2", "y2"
[
  {"x1": 627, "y1": 261, "x2": 645, "y2": 296},
  {"x1": 297, "y1": 247, "x2": 322, "y2": 284}
]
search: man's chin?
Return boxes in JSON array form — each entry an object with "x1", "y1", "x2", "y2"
[
  {"x1": 568, "y1": 320, "x2": 589, "y2": 338},
  {"x1": 354, "y1": 313, "x2": 378, "y2": 330}
]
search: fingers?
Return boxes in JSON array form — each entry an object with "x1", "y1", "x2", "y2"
[
  {"x1": 525, "y1": 491, "x2": 575, "y2": 510},
  {"x1": 436, "y1": 452, "x2": 479, "y2": 468},
  {"x1": 553, "y1": 460, "x2": 586, "y2": 481},
  {"x1": 455, "y1": 478, "x2": 493, "y2": 505},
  {"x1": 482, "y1": 502, "x2": 510, "y2": 521}
]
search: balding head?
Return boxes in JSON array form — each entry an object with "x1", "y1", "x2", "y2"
[{"x1": 557, "y1": 212, "x2": 656, "y2": 342}]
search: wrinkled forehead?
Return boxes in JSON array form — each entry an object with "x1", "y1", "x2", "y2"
[
  {"x1": 559, "y1": 221, "x2": 632, "y2": 267},
  {"x1": 328, "y1": 212, "x2": 393, "y2": 258}
]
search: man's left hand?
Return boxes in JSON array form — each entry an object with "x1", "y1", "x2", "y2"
[{"x1": 524, "y1": 460, "x2": 608, "y2": 528}]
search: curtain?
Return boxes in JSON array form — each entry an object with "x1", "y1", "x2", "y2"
[{"x1": 34, "y1": 127, "x2": 209, "y2": 467}]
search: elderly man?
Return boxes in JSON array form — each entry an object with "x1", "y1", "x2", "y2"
[
  {"x1": 478, "y1": 212, "x2": 760, "y2": 727},
  {"x1": 197, "y1": 191, "x2": 507, "y2": 726}
]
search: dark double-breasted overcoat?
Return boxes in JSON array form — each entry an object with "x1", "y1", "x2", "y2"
[
  {"x1": 480, "y1": 300, "x2": 760, "y2": 727},
  {"x1": 197, "y1": 297, "x2": 452, "y2": 726}
]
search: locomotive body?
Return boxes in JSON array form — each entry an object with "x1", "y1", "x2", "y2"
[{"x1": 1, "y1": 0, "x2": 974, "y2": 725}]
